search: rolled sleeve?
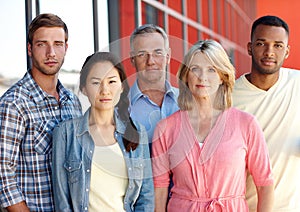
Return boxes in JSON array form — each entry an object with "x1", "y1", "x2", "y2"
[{"x1": 0, "y1": 102, "x2": 25, "y2": 207}]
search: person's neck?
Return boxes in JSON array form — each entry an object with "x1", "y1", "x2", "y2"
[
  {"x1": 89, "y1": 107, "x2": 114, "y2": 127},
  {"x1": 137, "y1": 78, "x2": 166, "y2": 92},
  {"x1": 188, "y1": 103, "x2": 222, "y2": 144},
  {"x1": 30, "y1": 68, "x2": 59, "y2": 100},
  {"x1": 137, "y1": 79, "x2": 166, "y2": 107},
  {"x1": 246, "y1": 70, "x2": 280, "y2": 91},
  {"x1": 89, "y1": 108, "x2": 116, "y2": 146},
  {"x1": 190, "y1": 97, "x2": 218, "y2": 119}
]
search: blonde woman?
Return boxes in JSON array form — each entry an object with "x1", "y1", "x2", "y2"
[{"x1": 152, "y1": 40, "x2": 274, "y2": 211}]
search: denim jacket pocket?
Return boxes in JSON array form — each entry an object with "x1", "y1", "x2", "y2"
[
  {"x1": 131, "y1": 159, "x2": 144, "y2": 180},
  {"x1": 64, "y1": 160, "x2": 82, "y2": 183},
  {"x1": 34, "y1": 120, "x2": 58, "y2": 155}
]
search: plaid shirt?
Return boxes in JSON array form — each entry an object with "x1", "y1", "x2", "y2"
[{"x1": 0, "y1": 72, "x2": 82, "y2": 211}]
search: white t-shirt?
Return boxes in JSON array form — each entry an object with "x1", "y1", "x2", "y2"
[
  {"x1": 88, "y1": 143, "x2": 128, "y2": 212},
  {"x1": 233, "y1": 68, "x2": 300, "y2": 212}
]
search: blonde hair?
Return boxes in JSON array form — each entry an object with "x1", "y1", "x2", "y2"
[{"x1": 177, "y1": 40, "x2": 235, "y2": 110}]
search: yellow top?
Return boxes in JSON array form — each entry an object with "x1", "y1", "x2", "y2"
[{"x1": 88, "y1": 143, "x2": 128, "y2": 212}]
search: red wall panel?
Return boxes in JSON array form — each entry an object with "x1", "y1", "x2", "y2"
[{"x1": 257, "y1": 0, "x2": 300, "y2": 70}]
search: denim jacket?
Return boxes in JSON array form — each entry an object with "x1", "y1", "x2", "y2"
[{"x1": 52, "y1": 108, "x2": 154, "y2": 212}]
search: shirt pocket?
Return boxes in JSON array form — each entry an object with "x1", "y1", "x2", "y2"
[
  {"x1": 131, "y1": 159, "x2": 144, "y2": 180},
  {"x1": 34, "y1": 120, "x2": 58, "y2": 155},
  {"x1": 64, "y1": 160, "x2": 82, "y2": 183}
]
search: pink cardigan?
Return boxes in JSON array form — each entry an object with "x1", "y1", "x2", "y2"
[{"x1": 152, "y1": 108, "x2": 273, "y2": 211}]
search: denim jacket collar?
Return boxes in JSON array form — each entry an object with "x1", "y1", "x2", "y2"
[{"x1": 76, "y1": 107, "x2": 126, "y2": 136}]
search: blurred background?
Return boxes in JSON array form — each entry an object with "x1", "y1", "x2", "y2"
[{"x1": 1, "y1": 0, "x2": 299, "y2": 99}]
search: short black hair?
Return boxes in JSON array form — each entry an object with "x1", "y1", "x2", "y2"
[{"x1": 251, "y1": 15, "x2": 289, "y2": 40}]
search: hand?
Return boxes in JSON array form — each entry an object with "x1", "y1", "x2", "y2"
[{"x1": 6, "y1": 201, "x2": 30, "y2": 212}]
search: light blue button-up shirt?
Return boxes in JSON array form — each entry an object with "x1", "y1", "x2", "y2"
[
  {"x1": 52, "y1": 108, "x2": 154, "y2": 212},
  {"x1": 128, "y1": 80, "x2": 179, "y2": 149}
]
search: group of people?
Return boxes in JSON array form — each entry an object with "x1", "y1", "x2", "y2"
[{"x1": 0, "y1": 12, "x2": 299, "y2": 212}]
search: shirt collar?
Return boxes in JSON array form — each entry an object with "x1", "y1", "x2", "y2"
[
  {"x1": 77, "y1": 109, "x2": 90, "y2": 135},
  {"x1": 57, "y1": 80, "x2": 78, "y2": 105},
  {"x1": 114, "y1": 108, "x2": 126, "y2": 134},
  {"x1": 77, "y1": 107, "x2": 126, "y2": 136},
  {"x1": 22, "y1": 71, "x2": 75, "y2": 104},
  {"x1": 129, "y1": 79, "x2": 178, "y2": 105}
]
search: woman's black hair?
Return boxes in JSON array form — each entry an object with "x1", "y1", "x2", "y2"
[{"x1": 80, "y1": 52, "x2": 139, "y2": 151}]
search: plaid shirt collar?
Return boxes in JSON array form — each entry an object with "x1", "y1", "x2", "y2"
[{"x1": 22, "y1": 71, "x2": 76, "y2": 104}]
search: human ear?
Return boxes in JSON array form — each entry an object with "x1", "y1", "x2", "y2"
[
  {"x1": 81, "y1": 87, "x2": 87, "y2": 96},
  {"x1": 65, "y1": 42, "x2": 68, "y2": 52},
  {"x1": 247, "y1": 42, "x2": 252, "y2": 56},
  {"x1": 27, "y1": 43, "x2": 32, "y2": 57},
  {"x1": 166, "y1": 48, "x2": 171, "y2": 64},
  {"x1": 285, "y1": 45, "x2": 290, "y2": 59},
  {"x1": 119, "y1": 84, "x2": 124, "y2": 94},
  {"x1": 130, "y1": 52, "x2": 135, "y2": 66}
]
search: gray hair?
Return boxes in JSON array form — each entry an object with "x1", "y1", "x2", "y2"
[{"x1": 130, "y1": 24, "x2": 169, "y2": 50}]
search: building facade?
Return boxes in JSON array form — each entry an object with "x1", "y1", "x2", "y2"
[
  {"x1": 11, "y1": 0, "x2": 300, "y2": 97},
  {"x1": 109, "y1": 0, "x2": 256, "y2": 79}
]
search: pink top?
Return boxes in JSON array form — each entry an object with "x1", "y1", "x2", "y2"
[{"x1": 152, "y1": 108, "x2": 273, "y2": 211}]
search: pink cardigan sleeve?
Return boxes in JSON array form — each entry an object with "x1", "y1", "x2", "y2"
[
  {"x1": 246, "y1": 116, "x2": 274, "y2": 186},
  {"x1": 151, "y1": 119, "x2": 171, "y2": 188}
]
